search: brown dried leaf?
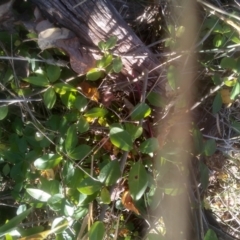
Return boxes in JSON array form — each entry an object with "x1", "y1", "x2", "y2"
[
  {"x1": 78, "y1": 81, "x2": 99, "y2": 102},
  {"x1": 121, "y1": 191, "x2": 140, "y2": 215}
]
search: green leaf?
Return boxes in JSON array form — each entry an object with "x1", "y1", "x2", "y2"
[
  {"x1": 203, "y1": 139, "x2": 216, "y2": 156},
  {"x1": 101, "y1": 187, "x2": 111, "y2": 204},
  {"x1": 77, "y1": 177, "x2": 102, "y2": 195},
  {"x1": 26, "y1": 188, "x2": 51, "y2": 202},
  {"x1": 84, "y1": 108, "x2": 108, "y2": 118},
  {"x1": 86, "y1": 68, "x2": 103, "y2": 81},
  {"x1": 0, "y1": 106, "x2": 8, "y2": 120},
  {"x1": 139, "y1": 138, "x2": 159, "y2": 154},
  {"x1": 147, "y1": 92, "x2": 165, "y2": 107},
  {"x1": 199, "y1": 161, "x2": 209, "y2": 191},
  {"x1": 212, "y1": 74, "x2": 221, "y2": 85},
  {"x1": 129, "y1": 162, "x2": 148, "y2": 200},
  {"x1": 23, "y1": 75, "x2": 49, "y2": 87},
  {"x1": 98, "y1": 160, "x2": 121, "y2": 186},
  {"x1": 34, "y1": 154, "x2": 62, "y2": 170},
  {"x1": 131, "y1": 103, "x2": 151, "y2": 120},
  {"x1": 74, "y1": 95, "x2": 88, "y2": 112},
  {"x1": 213, "y1": 34, "x2": 225, "y2": 47},
  {"x1": 167, "y1": 65, "x2": 177, "y2": 90},
  {"x1": 61, "y1": 91, "x2": 76, "y2": 109},
  {"x1": 105, "y1": 36, "x2": 117, "y2": 49},
  {"x1": 77, "y1": 116, "x2": 89, "y2": 133},
  {"x1": 98, "y1": 40, "x2": 106, "y2": 51},
  {"x1": 230, "y1": 81, "x2": 240, "y2": 100},
  {"x1": 110, "y1": 127, "x2": 133, "y2": 151},
  {"x1": 97, "y1": 55, "x2": 113, "y2": 68},
  {"x1": 204, "y1": 229, "x2": 218, "y2": 240},
  {"x1": 0, "y1": 207, "x2": 32, "y2": 237},
  {"x1": 65, "y1": 125, "x2": 78, "y2": 152},
  {"x1": 89, "y1": 221, "x2": 105, "y2": 240},
  {"x1": 68, "y1": 145, "x2": 91, "y2": 160},
  {"x1": 192, "y1": 127, "x2": 204, "y2": 154},
  {"x1": 48, "y1": 194, "x2": 63, "y2": 211},
  {"x1": 124, "y1": 123, "x2": 143, "y2": 140},
  {"x1": 212, "y1": 92, "x2": 222, "y2": 114},
  {"x1": 54, "y1": 83, "x2": 77, "y2": 94},
  {"x1": 46, "y1": 65, "x2": 61, "y2": 82},
  {"x1": 43, "y1": 87, "x2": 56, "y2": 109},
  {"x1": 220, "y1": 57, "x2": 236, "y2": 70},
  {"x1": 112, "y1": 57, "x2": 122, "y2": 73}
]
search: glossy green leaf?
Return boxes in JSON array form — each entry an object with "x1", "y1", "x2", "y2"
[
  {"x1": 212, "y1": 92, "x2": 222, "y2": 114},
  {"x1": 68, "y1": 144, "x2": 91, "y2": 160},
  {"x1": 230, "y1": 81, "x2": 240, "y2": 100},
  {"x1": 65, "y1": 125, "x2": 78, "y2": 152},
  {"x1": 213, "y1": 34, "x2": 225, "y2": 47},
  {"x1": 0, "y1": 207, "x2": 32, "y2": 237},
  {"x1": 101, "y1": 187, "x2": 111, "y2": 204},
  {"x1": 46, "y1": 65, "x2": 61, "y2": 82},
  {"x1": 112, "y1": 57, "x2": 122, "y2": 73},
  {"x1": 110, "y1": 127, "x2": 133, "y2": 151},
  {"x1": 77, "y1": 116, "x2": 89, "y2": 133},
  {"x1": 74, "y1": 95, "x2": 88, "y2": 112},
  {"x1": 131, "y1": 103, "x2": 151, "y2": 120},
  {"x1": 54, "y1": 83, "x2": 77, "y2": 94},
  {"x1": 89, "y1": 221, "x2": 105, "y2": 240},
  {"x1": 129, "y1": 162, "x2": 148, "y2": 200},
  {"x1": 86, "y1": 68, "x2": 103, "y2": 81},
  {"x1": 77, "y1": 177, "x2": 102, "y2": 195},
  {"x1": 98, "y1": 160, "x2": 121, "y2": 186},
  {"x1": 105, "y1": 36, "x2": 117, "y2": 49},
  {"x1": 97, "y1": 55, "x2": 113, "y2": 68},
  {"x1": 147, "y1": 92, "x2": 165, "y2": 107},
  {"x1": 26, "y1": 188, "x2": 51, "y2": 202},
  {"x1": 139, "y1": 138, "x2": 159, "y2": 154},
  {"x1": 203, "y1": 139, "x2": 216, "y2": 156},
  {"x1": 84, "y1": 107, "x2": 108, "y2": 118},
  {"x1": 98, "y1": 40, "x2": 106, "y2": 51},
  {"x1": 34, "y1": 154, "x2": 62, "y2": 170},
  {"x1": 48, "y1": 194, "x2": 63, "y2": 211},
  {"x1": 23, "y1": 75, "x2": 49, "y2": 87},
  {"x1": 124, "y1": 123, "x2": 143, "y2": 140},
  {"x1": 220, "y1": 57, "x2": 236, "y2": 70},
  {"x1": 204, "y1": 229, "x2": 218, "y2": 240},
  {"x1": 43, "y1": 87, "x2": 56, "y2": 109},
  {"x1": 199, "y1": 161, "x2": 209, "y2": 191},
  {"x1": 167, "y1": 65, "x2": 177, "y2": 90},
  {"x1": 0, "y1": 106, "x2": 8, "y2": 120},
  {"x1": 61, "y1": 91, "x2": 76, "y2": 109}
]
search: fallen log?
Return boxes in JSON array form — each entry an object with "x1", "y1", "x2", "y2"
[{"x1": 29, "y1": 0, "x2": 164, "y2": 93}]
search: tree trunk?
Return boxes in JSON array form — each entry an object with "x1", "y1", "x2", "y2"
[{"x1": 29, "y1": 0, "x2": 164, "y2": 93}]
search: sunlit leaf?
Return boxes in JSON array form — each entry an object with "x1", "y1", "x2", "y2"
[
  {"x1": 124, "y1": 123, "x2": 143, "y2": 140},
  {"x1": 101, "y1": 187, "x2": 111, "y2": 204},
  {"x1": 84, "y1": 108, "x2": 108, "y2": 118},
  {"x1": 26, "y1": 188, "x2": 51, "y2": 202},
  {"x1": 0, "y1": 207, "x2": 32, "y2": 237},
  {"x1": 131, "y1": 103, "x2": 151, "y2": 120},
  {"x1": 54, "y1": 83, "x2": 77, "y2": 94},
  {"x1": 105, "y1": 36, "x2": 117, "y2": 49},
  {"x1": 97, "y1": 55, "x2": 113, "y2": 68},
  {"x1": 77, "y1": 116, "x2": 89, "y2": 133},
  {"x1": 43, "y1": 87, "x2": 56, "y2": 109},
  {"x1": 230, "y1": 81, "x2": 240, "y2": 100},
  {"x1": 68, "y1": 145, "x2": 91, "y2": 160},
  {"x1": 110, "y1": 127, "x2": 133, "y2": 151},
  {"x1": 0, "y1": 106, "x2": 8, "y2": 120},
  {"x1": 74, "y1": 95, "x2": 88, "y2": 112},
  {"x1": 34, "y1": 154, "x2": 62, "y2": 170},
  {"x1": 89, "y1": 221, "x2": 105, "y2": 240},
  {"x1": 77, "y1": 177, "x2": 102, "y2": 195},
  {"x1": 86, "y1": 68, "x2": 103, "y2": 81},
  {"x1": 129, "y1": 162, "x2": 148, "y2": 200}
]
